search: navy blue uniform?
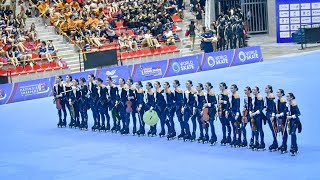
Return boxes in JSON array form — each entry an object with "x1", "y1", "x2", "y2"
[
  {"x1": 165, "y1": 90, "x2": 176, "y2": 135},
  {"x1": 109, "y1": 85, "x2": 121, "y2": 132},
  {"x1": 117, "y1": 86, "x2": 128, "y2": 133},
  {"x1": 174, "y1": 89, "x2": 184, "y2": 136},
  {"x1": 241, "y1": 95, "x2": 253, "y2": 145},
  {"x1": 127, "y1": 88, "x2": 137, "y2": 134},
  {"x1": 193, "y1": 92, "x2": 205, "y2": 139},
  {"x1": 145, "y1": 91, "x2": 156, "y2": 134},
  {"x1": 265, "y1": 94, "x2": 277, "y2": 143},
  {"x1": 219, "y1": 91, "x2": 231, "y2": 144},
  {"x1": 183, "y1": 89, "x2": 196, "y2": 138},
  {"x1": 288, "y1": 101, "x2": 302, "y2": 153},
  {"x1": 155, "y1": 89, "x2": 167, "y2": 135},
  {"x1": 53, "y1": 83, "x2": 67, "y2": 126},
  {"x1": 64, "y1": 83, "x2": 75, "y2": 126},
  {"x1": 70, "y1": 86, "x2": 81, "y2": 127},
  {"x1": 136, "y1": 89, "x2": 145, "y2": 134},
  {"x1": 98, "y1": 86, "x2": 110, "y2": 130},
  {"x1": 229, "y1": 94, "x2": 241, "y2": 145},
  {"x1": 79, "y1": 84, "x2": 89, "y2": 129},
  {"x1": 276, "y1": 97, "x2": 288, "y2": 150},
  {"x1": 252, "y1": 94, "x2": 265, "y2": 147},
  {"x1": 88, "y1": 81, "x2": 99, "y2": 129},
  {"x1": 206, "y1": 91, "x2": 217, "y2": 142}
]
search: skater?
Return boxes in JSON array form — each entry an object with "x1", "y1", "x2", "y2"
[
  {"x1": 204, "y1": 82, "x2": 218, "y2": 145},
  {"x1": 241, "y1": 86, "x2": 254, "y2": 148},
  {"x1": 225, "y1": 22, "x2": 234, "y2": 50},
  {"x1": 173, "y1": 80, "x2": 184, "y2": 140},
  {"x1": 163, "y1": 82, "x2": 176, "y2": 140},
  {"x1": 53, "y1": 76, "x2": 67, "y2": 128},
  {"x1": 275, "y1": 89, "x2": 288, "y2": 153},
  {"x1": 107, "y1": 76, "x2": 121, "y2": 133},
  {"x1": 126, "y1": 79, "x2": 137, "y2": 135},
  {"x1": 182, "y1": 80, "x2": 196, "y2": 142},
  {"x1": 250, "y1": 87, "x2": 265, "y2": 150},
  {"x1": 237, "y1": 20, "x2": 245, "y2": 48},
  {"x1": 135, "y1": 81, "x2": 146, "y2": 136},
  {"x1": 87, "y1": 74, "x2": 99, "y2": 131},
  {"x1": 154, "y1": 81, "x2": 167, "y2": 138},
  {"x1": 96, "y1": 78, "x2": 111, "y2": 132},
  {"x1": 228, "y1": 84, "x2": 241, "y2": 147},
  {"x1": 78, "y1": 77, "x2": 89, "y2": 130},
  {"x1": 218, "y1": 82, "x2": 231, "y2": 145},
  {"x1": 65, "y1": 75, "x2": 76, "y2": 128},
  {"x1": 264, "y1": 85, "x2": 278, "y2": 152},
  {"x1": 71, "y1": 79, "x2": 81, "y2": 129},
  {"x1": 194, "y1": 83, "x2": 205, "y2": 143},
  {"x1": 118, "y1": 78, "x2": 129, "y2": 135},
  {"x1": 286, "y1": 93, "x2": 302, "y2": 156},
  {"x1": 217, "y1": 19, "x2": 226, "y2": 51},
  {"x1": 145, "y1": 82, "x2": 156, "y2": 136}
]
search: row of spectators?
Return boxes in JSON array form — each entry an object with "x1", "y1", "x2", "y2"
[{"x1": 28, "y1": 0, "x2": 183, "y2": 52}]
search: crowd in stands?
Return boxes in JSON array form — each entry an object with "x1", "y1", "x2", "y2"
[{"x1": 28, "y1": 0, "x2": 184, "y2": 54}]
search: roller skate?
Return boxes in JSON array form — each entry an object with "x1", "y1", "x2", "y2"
[
  {"x1": 225, "y1": 136, "x2": 231, "y2": 145},
  {"x1": 290, "y1": 145, "x2": 298, "y2": 156},
  {"x1": 230, "y1": 138, "x2": 236, "y2": 147},
  {"x1": 167, "y1": 131, "x2": 176, "y2": 140},
  {"x1": 177, "y1": 132, "x2": 185, "y2": 140},
  {"x1": 137, "y1": 128, "x2": 145, "y2": 136},
  {"x1": 279, "y1": 145, "x2": 288, "y2": 154},
  {"x1": 220, "y1": 137, "x2": 227, "y2": 146},
  {"x1": 249, "y1": 138, "x2": 254, "y2": 149},
  {"x1": 197, "y1": 134, "x2": 204, "y2": 143},
  {"x1": 269, "y1": 140, "x2": 278, "y2": 152},
  {"x1": 183, "y1": 133, "x2": 191, "y2": 142},
  {"x1": 99, "y1": 124, "x2": 106, "y2": 132},
  {"x1": 234, "y1": 139, "x2": 241, "y2": 148},
  {"x1": 209, "y1": 136, "x2": 217, "y2": 146},
  {"x1": 258, "y1": 142, "x2": 266, "y2": 151},
  {"x1": 147, "y1": 129, "x2": 153, "y2": 137},
  {"x1": 121, "y1": 128, "x2": 130, "y2": 136},
  {"x1": 190, "y1": 132, "x2": 196, "y2": 142},
  {"x1": 252, "y1": 141, "x2": 260, "y2": 151},
  {"x1": 57, "y1": 119, "x2": 63, "y2": 128},
  {"x1": 61, "y1": 120, "x2": 67, "y2": 128},
  {"x1": 68, "y1": 119, "x2": 76, "y2": 128},
  {"x1": 91, "y1": 122, "x2": 99, "y2": 132},
  {"x1": 111, "y1": 125, "x2": 117, "y2": 133},
  {"x1": 105, "y1": 123, "x2": 110, "y2": 132},
  {"x1": 75, "y1": 118, "x2": 80, "y2": 129},
  {"x1": 203, "y1": 134, "x2": 209, "y2": 144},
  {"x1": 151, "y1": 128, "x2": 157, "y2": 137},
  {"x1": 241, "y1": 139, "x2": 248, "y2": 148},
  {"x1": 132, "y1": 127, "x2": 137, "y2": 136},
  {"x1": 159, "y1": 130, "x2": 166, "y2": 138}
]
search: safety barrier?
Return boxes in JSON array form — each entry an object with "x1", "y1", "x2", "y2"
[{"x1": 0, "y1": 46, "x2": 263, "y2": 105}]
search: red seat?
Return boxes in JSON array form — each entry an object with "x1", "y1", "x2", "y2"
[
  {"x1": 0, "y1": 68, "x2": 7, "y2": 76},
  {"x1": 114, "y1": 21, "x2": 127, "y2": 29},
  {"x1": 50, "y1": 61, "x2": 61, "y2": 70},
  {"x1": 161, "y1": 46, "x2": 170, "y2": 53},
  {"x1": 34, "y1": 63, "x2": 44, "y2": 72},
  {"x1": 127, "y1": 30, "x2": 135, "y2": 36},
  {"x1": 168, "y1": 45, "x2": 180, "y2": 53},
  {"x1": 24, "y1": 65, "x2": 36, "y2": 73},
  {"x1": 15, "y1": 66, "x2": 27, "y2": 75},
  {"x1": 171, "y1": 14, "x2": 182, "y2": 22},
  {"x1": 7, "y1": 67, "x2": 18, "y2": 76},
  {"x1": 142, "y1": 48, "x2": 152, "y2": 56},
  {"x1": 41, "y1": 62, "x2": 51, "y2": 71},
  {"x1": 153, "y1": 47, "x2": 162, "y2": 55}
]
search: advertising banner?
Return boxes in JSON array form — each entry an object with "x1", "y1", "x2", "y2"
[
  {"x1": 130, "y1": 60, "x2": 167, "y2": 82},
  {"x1": 60, "y1": 70, "x2": 96, "y2": 82},
  {"x1": 276, "y1": 0, "x2": 320, "y2": 43},
  {"x1": 164, "y1": 54, "x2": 201, "y2": 77},
  {"x1": 98, "y1": 65, "x2": 132, "y2": 85},
  {"x1": 0, "y1": 83, "x2": 13, "y2": 105},
  {"x1": 201, "y1": 50, "x2": 234, "y2": 71},
  {"x1": 231, "y1": 46, "x2": 263, "y2": 66}
]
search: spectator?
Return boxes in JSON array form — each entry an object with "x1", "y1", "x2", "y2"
[
  {"x1": 201, "y1": 27, "x2": 214, "y2": 53},
  {"x1": 188, "y1": 20, "x2": 196, "y2": 51}
]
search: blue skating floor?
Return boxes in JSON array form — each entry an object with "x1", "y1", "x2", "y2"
[{"x1": 1, "y1": 51, "x2": 320, "y2": 180}]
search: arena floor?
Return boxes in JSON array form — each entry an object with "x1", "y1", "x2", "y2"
[{"x1": 0, "y1": 51, "x2": 319, "y2": 180}]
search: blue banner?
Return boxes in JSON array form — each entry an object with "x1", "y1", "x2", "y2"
[
  {"x1": 201, "y1": 49, "x2": 234, "y2": 71},
  {"x1": 61, "y1": 70, "x2": 96, "y2": 82},
  {"x1": 231, "y1": 46, "x2": 263, "y2": 66},
  {"x1": 276, "y1": 0, "x2": 320, "y2": 43},
  {"x1": 0, "y1": 83, "x2": 13, "y2": 105},
  {"x1": 98, "y1": 65, "x2": 133, "y2": 85},
  {"x1": 164, "y1": 54, "x2": 201, "y2": 77},
  {"x1": 130, "y1": 60, "x2": 168, "y2": 82}
]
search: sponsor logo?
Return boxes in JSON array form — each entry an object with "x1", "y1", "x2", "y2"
[
  {"x1": 106, "y1": 69, "x2": 118, "y2": 83},
  {"x1": 238, "y1": 50, "x2": 259, "y2": 62},
  {"x1": 172, "y1": 62, "x2": 180, "y2": 73},
  {"x1": 0, "y1": 89, "x2": 6, "y2": 100},
  {"x1": 140, "y1": 65, "x2": 162, "y2": 77},
  {"x1": 207, "y1": 55, "x2": 228, "y2": 67},
  {"x1": 172, "y1": 60, "x2": 194, "y2": 73},
  {"x1": 19, "y1": 83, "x2": 50, "y2": 97}
]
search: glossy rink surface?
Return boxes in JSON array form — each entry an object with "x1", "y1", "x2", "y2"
[{"x1": 1, "y1": 52, "x2": 319, "y2": 180}]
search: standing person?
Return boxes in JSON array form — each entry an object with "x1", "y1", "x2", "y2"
[
  {"x1": 145, "y1": 82, "x2": 156, "y2": 137},
  {"x1": 135, "y1": 81, "x2": 146, "y2": 136},
  {"x1": 163, "y1": 82, "x2": 176, "y2": 140},
  {"x1": 275, "y1": 89, "x2": 288, "y2": 153},
  {"x1": 201, "y1": 27, "x2": 214, "y2": 53},
  {"x1": 96, "y1": 78, "x2": 110, "y2": 132},
  {"x1": 225, "y1": 22, "x2": 233, "y2": 50},
  {"x1": 237, "y1": 20, "x2": 245, "y2": 48},
  {"x1": 203, "y1": 82, "x2": 218, "y2": 145},
  {"x1": 194, "y1": 83, "x2": 205, "y2": 143},
  {"x1": 250, "y1": 87, "x2": 265, "y2": 151},
  {"x1": 217, "y1": 19, "x2": 226, "y2": 51},
  {"x1": 79, "y1": 77, "x2": 89, "y2": 130},
  {"x1": 87, "y1": 74, "x2": 99, "y2": 131},
  {"x1": 118, "y1": 78, "x2": 129, "y2": 135},
  {"x1": 173, "y1": 80, "x2": 185, "y2": 140},
  {"x1": 228, "y1": 84, "x2": 241, "y2": 147},
  {"x1": 218, "y1": 82, "x2": 231, "y2": 145},
  {"x1": 188, "y1": 20, "x2": 196, "y2": 51},
  {"x1": 126, "y1": 79, "x2": 137, "y2": 135},
  {"x1": 182, "y1": 80, "x2": 196, "y2": 142},
  {"x1": 71, "y1": 79, "x2": 81, "y2": 128},
  {"x1": 154, "y1": 81, "x2": 167, "y2": 138},
  {"x1": 65, "y1": 75, "x2": 75, "y2": 129},
  {"x1": 286, "y1": 93, "x2": 302, "y2": 156},
  {"x1": 264, "y1": 85, "x2": 278, "y2": 152},
  {"x1": 241, "y1": 86, "x2": 254, "y2": 148},
  {"x1": 53, "y1": 76, "x2": 67, "y2": 128},
  {"x1": 195, "y1": 4, "x2": 202, "y2": 32},
  {"x1": 107, "y1": 76, "x2": 121, "y2": 133}
]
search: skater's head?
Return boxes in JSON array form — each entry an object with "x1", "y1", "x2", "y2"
[
  {"x1": 146, "y1": 82, "x2": 153, "y2": 90},
  {"x1": 154, "y1": 81, "x2": 161, "y2": 89},
  {"x1": 219, "y1": 82, "x2": 227, "y2": 91},
  {"x1": 107, "y1": 76, "x2": 113, "y2": 85},
  {"x1": 286, "y1": 93, "x2": 295, "y2": 101},
  {"x1": 277, "y1": 89, "x2": 285, "y2": 97},
  {"x1": 79, "y1": 77, "x2": 86, "y2": 85},
  {"x1": 55, "y1": 75, "x2": 62, "y2": 83},
  {"x1": 230, "y1": 84, "x2": 238, "y2": 93},
  {"x1": 127, "y1": 78, "x2": 133, "y2": 86},
  {"x1": 163, "y1": 82, "x2": 170, "y2": 90},
  {"x1": 119, "y1": 78, "x2": 125, "y2": 85},
  {"x1": 205, "y1": 82, "x2": 213, "y2": 91},
  {"x1": 88, "y1": 74, "x2": 95, "y2": 82},
  {"x1": 196, "y1": 83, "x2": 204, "y2": 92},
  {"x1": 66, "y1": 75, "x2": 72, "y2": 82},
  {"x1": 96, "y1": 78, "x2": 103, "y2": 86},
  {"x1": 253, "y1": 86, "x2": 260, "y2": 95},
  {"x1": 173, "y1": 80, "x2": 180, "y2": 88},
  {"x1": 265, "y1": 85, "x2": 273, "y2": 93},
  {"x1": 135, "y1": 81, "x2": 143, "y2": 89},
  {"x1": 73, "y1": 79, "x2": 79, "y2": 86},
  {"x1": 185, "y1": 80, "x2": 193, "y2": 89},
  {"x1": 244, "y1": 86, "x2": 252, "y2": 95}
]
